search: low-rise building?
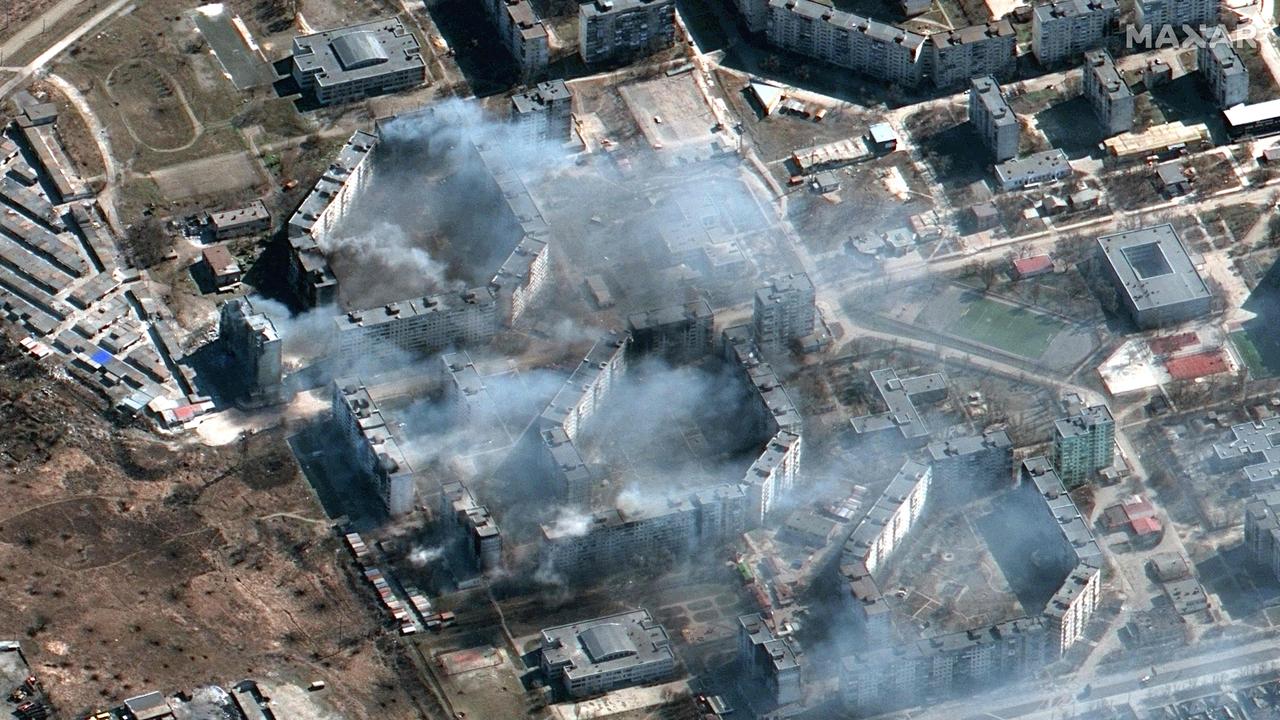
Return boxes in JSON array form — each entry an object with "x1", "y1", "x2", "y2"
[
  {"x1": 850, "y1": 368, "x2": 948, "y2": 443},
  {"x1": 291, "y1": 18, "x2": 426, "y2": 106},
  {"x1": 540, "y1": 609, "x2": 677, "y2": 697},
  {"x1": 1097, "y1": 224, "x2": 1213, "y2": 329},
  {"x1": 208, "y1": 201, "x2": 270, "y2": 240},
  {"x1": 994, "y1": 149, "x2": 1072, "y2": 191},
  {"x1": 202, "y1": 244, "x2": 241, "y2": 288}
]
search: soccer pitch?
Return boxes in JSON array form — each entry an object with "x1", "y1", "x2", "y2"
[{"x1": 951, "y1": 296, "x2": 1067, "y2": 359}]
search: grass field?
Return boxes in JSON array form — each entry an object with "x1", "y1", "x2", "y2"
[
  {"x1": 952, "y1": 295, "x2": 1067, "y2": 359},
  {"x1": 1231, "y1": 330, "x2": 1273, "y2": 379}
]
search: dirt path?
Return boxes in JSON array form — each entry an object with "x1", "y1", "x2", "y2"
[{"x1": 45, "y1": 72, "x2": 123, "y2": 231}]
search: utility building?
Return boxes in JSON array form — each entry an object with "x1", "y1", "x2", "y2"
[
  {"x1": 1082, "y1": 50, "x2": 1134, "y2": 136},
  {"x1": 579, "y1": 0, "x2": 677, "y2": 65},
  {"x1": 1052, "y1": 404, "x2": 1115, "y2": 485},
  {"x1": 291, "y1": 18, "x2": 426, "y2": 106},
  {"x1": 968, "y1": 76, "x2": 1018, "y2": 161},
  {"x1": 1097, "y1": 224, "x2": 1212, "y2": 329}
]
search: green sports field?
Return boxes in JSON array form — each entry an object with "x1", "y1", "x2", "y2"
[{"x1": 951, "y1": 296, "x2": 1067, "y2": 359}]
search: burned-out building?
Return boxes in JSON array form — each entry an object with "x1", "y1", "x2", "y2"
[
  {"x1": 738, "y1": 613, "x2": 804, "y2": 707},
  {"x1": 218, "y1": 297, "x2": 284, "y2": 407},
  {"x1": 440, "y1": 479, "x2": 503, "y2": 572},
  {"x1": 334, "y1": 288, "x2": 499, "y2": 365},
  {"x1": 332, "y1": 380, "x2": 415, "y2": 516},
  {"x1": 626, "y1": 300, "x2": 715, "y2": 364},
  {"x1": 511, "y1": 80, "x2": 573, "y2": 143}
]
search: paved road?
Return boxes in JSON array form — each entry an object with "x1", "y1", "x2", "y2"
[
  {"x1": 0, "y1": 0, "x2": 84, "y2": 65},
  {"x1": 0, "y1": 0, "x2": 131, "y2": 100}
]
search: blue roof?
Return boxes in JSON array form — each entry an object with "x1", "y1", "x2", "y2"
[{"x1": 91, "y1": 348, "x2": 113, "y2": 365}]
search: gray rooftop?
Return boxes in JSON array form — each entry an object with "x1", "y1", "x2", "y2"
[
  {"x1": 288, "y1": 130, "x2": 377, "y2": 237},
  {"x1": 927, "y1": 429, "x2": 1012, "y2": 461},
  {"x1": 995, "y1": 149, "x2": 1070, "y2": 185},
  {"x1": 512, "y1": 79, "x2": 571, "y2": 114},
  {"x1": 850, "y1": 368, "x2": 948, "y2": 439},
  {"x1": 766, "y1": 0, "x2": 926, "y2": 50},
  {"x1": 541, "y1": 609, "x2": 673, "y2": 683},
  {"x1": 627, "y1": 299, "x2": 713, "y2": 332},
  {"x1": 971, "y1": 76, "x2": 1016, "y2": 128},
  {"x1": 582, "y1": 0, "x2": 675, "y2": 17},
  {"x1": 1204, "y1": 37, "x2": 1246, "y2": 77},
  {"x1": 1033, "y1": 0, "x2": 1117, "y2": 21},
  {"x1": 1084, "y1": 50, "x2": 1131, "y2": 100},
  {"x1": 292, "y1": 18, "x2": 423, "y2": 89},
  {"x1": 1098, "y1": 224, "x2": 1210, "y2": 313},
  {"x1": 929, "y1": 19, "x2": 1015, "y2": 47},
  {"x1": 1054, "y1": 404, "x2": 1113, "y2": 440}
]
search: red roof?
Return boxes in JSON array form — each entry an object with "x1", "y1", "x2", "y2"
[
  {"x1": 1131, "y1": 517, "x2": 1162, "y2": 536},
  {"x1": 1122, "y1": 496, "x2": 1156, "y2": 521},
  {"x1": 1166, "y1": 350, "x2": 1229, "y2": 380},
  {"x1": 1013, "y1": 255, "x2": 1053, "y2": 277},
  {"x1": 1149, "y1": 332, "x2": 1197, "y2": 355}
]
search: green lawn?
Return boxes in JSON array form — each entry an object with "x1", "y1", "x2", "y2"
[
  {"x1": 1231, "y1": 330, "x2": 1272, "y2": 379},
  {"x1": 952, "y1": 295, "x2": 1066, "y2": 359}
]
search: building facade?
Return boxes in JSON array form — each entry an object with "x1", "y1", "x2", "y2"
[
  {"x1": 968, "y1": 76, "x2": 1018, "y2": 162},
  {"x1": 627, "y1": 300, "x2": 715, "y2": 364},
  {"x1": 738, "y1": 614, "x2": 804, "y2": 706},
  {"x1": 334, "y1": 288, "x2": 499, "y2": 365},
  {"x1": 764, "y1": 0, "x2": 927, "y2": 87},
  {"x1": 1031, "y1": 0, "x2": 1117, "y2": 66},
  {"x1": 441, "y1": 479, "x2": 502, "y2": 572},
  {"x1": 579, "y1": 0, "x2": 677, "y2": 65},
  {"x1": 1083, "y1": 50, "x2": 1135, "y2": 136},
  {"x1": 480, "y1": 0, "x2": 549, "y2": 80},
  {"x1": 332, "y1": 380, "x2": 415, "y2": 516},
  {"x1": 1198, "y1": 33, "x2": 1248, "y2": 109},
  {"x1": 1135, "y1": 0, "x2": 1220, "y2": 34},
  {"x1": 291, "y1": 18, "x2": 426, "y2": 106},
  {"x1": 753, "y1": 272, "x2": 816, "y2": 353},
  {"x1": 927, "y1": 429, "x2": 1013, "y2": 495},
  {"x1": 490, "y1": 234, "x2": 550, "y2": 326},
  {"x1": 1245, "y1": 491, "x2": 1280, "y2": 581},
  {"x1": 511, "y1": 80, "x2": 573, "y2": 143},
  {"x1": 1052, "y1": 404, "x2": 1115, "y2": 485}
]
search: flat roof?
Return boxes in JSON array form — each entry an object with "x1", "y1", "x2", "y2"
[
  {"x1": 513, "y1": 79, "x2": 571, "y2": 114},
  {"x1": 1033, "y1": 0, "x2": 1117, "y2": 21},
  {"x1": 1084, "y1": 49, "x2": 1131, "y2": 100},
  {"x1": 850, "y1": 368, "x2": 947, "y2": 439},
  {"x1": 971, "y1": 76, "x2": 1016, "y2": 128},
  {"x1": 1225, "y1": 99, "x2": 1280, "y2": 127},
  {"x1": 292, "y1": 18, "x2": 424, "y2": 89},
  {"x1": 927, "y1": 429, "x2": 1012, "y2": 461},
  {"x1": 582, "y1": 0, "x2": 675, "y2": 18},
  {"x1": 1204, "y1": 38, "x2": 1246, "y2": 76},
  {"x1": 541, "y1": 608, "x2": 674, "y2": 682},
  {"x1": 1098, "y1": 224, "x2": 1211, "y2": 312},
  {"x1": 995, "y1": 149, "x2": 1071, "y2": 184},
  {"x1": 1055, "y1": 404, "x2": 1113, "y2": 440}
]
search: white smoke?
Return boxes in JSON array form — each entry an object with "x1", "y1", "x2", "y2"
[{"x1": 408, "y1": 545, "x2": 445, "y2": 567}]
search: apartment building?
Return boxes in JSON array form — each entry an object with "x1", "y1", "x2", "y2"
[
  {"x1": 627, "y1": 300, "x2": 716, "y2": 364},
  {"x1": 764, "y1": 0, "x2": 927, "y2": 86},
  {"x1": 1135, "y1": 0, "x2": 1220, "y2": 34},
  {"x1": 1198, "y1": 33, "x2": 1248, "y2": 109},
  {"x1": 1083, "y1": 49, "x2": 1135, "y2": 135},
  {"x1": 925, "y1": 20, "x2": 1016, "y2": 88},
  {"x1": 489, "y1": 234, "x2": 550, "y2": 327},
  {"x1": 334, "y1": 288, "x2": 499, "y2": 365},
  {"x1": 1031, "y1": 0, "x2": 1118, "y2": 66},
  {"x1": 753, "y1": 272, "x2": 816, "y2": 353},
  {"x1": 511, "y1": 80, "x2": 573, "y2": 143},
  {"x1": 480, "y1": 0, "x2": 550, "y2": 80},
  {"x1": 968, "y1": 76, "x2": 1018, "y2": 161},
  {"x1": 579, "y1": 0, "x2": 677, "y2": 65},
  {"x1": 331, "y1": 380, "x2": 415, "y2": 516},
  {"x1": 1051, "y1": 404, "x2": 1115, "y2": 485}
]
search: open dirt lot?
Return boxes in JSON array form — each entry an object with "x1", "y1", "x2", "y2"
[{"x1": 0, "y1": 341, "x2": 421, "y2": 718}]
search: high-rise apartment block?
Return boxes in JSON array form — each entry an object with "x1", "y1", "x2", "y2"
[
  {"x1": 334, "y1": 288, "x2": 499, "y2": 365},
  {"x1": 511, "y1": 80, "x2": 573, "y2": 143},
  {"x1": 1083, "y1": 50, "x2": 1134, "y2": 136},
  {"x1": 480, "y1": 0, "x2": 549, "y2": 80},
  {"x1": 1245, "y1": 490, "x2": 1280, "y2": 581},
  {"x1": 1052, "y1": 404, "x2": 1115, "y2": 485},
  {"x1": 927, "y1": 429, "x2": 1013, "y2": 495},
  {"x1": 968, "y1": 76, "x2": 1019, "y2": 162},
  {"x1": 579, "y1": 0, "x2": 677, "y2": 65},
  {"x1": 627, "y1": 300, "x2": 715, "y2": 364},
  {"x1": 765, "y1": 0, "x2": 927, "y2": 87},
  {"x1": 440, "y1": 479, "x2": 502, "y2": 572},
  {"x1": 926, "y1": 21, "x2": 1017, "y2": 88},
  {"x1": 738, "y1": 614, "x2": 804, "y2": 706},
  {"x1": 490, "y1": 234, "x2": 550, "y2": 326},
  {"x1": 1031, "y1": 0, "x2": 1117, "y2": 66},
  {"x1": 753, "y1": 273, "x2": 816, "y2": 353},
  {"x1": 1135, "y1": 0, "x2": 1220, "y2": 35},
  {"x1": 218, "y1": 297, "x2": 284, "y2": 407},
  {"x1": 1198, "y1": 33, "x2": 1248, "y2": 109},
  {"x1": 332, "y1": 380, "x2": 415, "y2": 516}
]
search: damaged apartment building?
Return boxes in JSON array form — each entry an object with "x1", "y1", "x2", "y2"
[
  {"x1": 837, "y1": 455, "x2": 1101, "y2": 715},
  {"x1": 217, "y1": 297, "x2": 285, "y2": 407},
  {"x1": 536, "y1": 320, "x2": 802, "y2": 576},
  {"x1": 284, "y1": 113, "x2": 554, "y2": 365}
]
